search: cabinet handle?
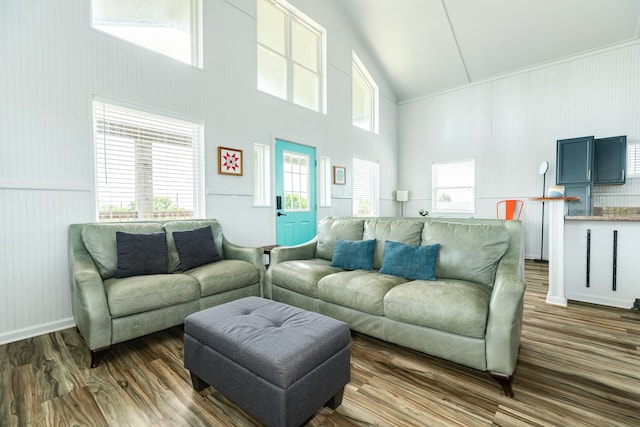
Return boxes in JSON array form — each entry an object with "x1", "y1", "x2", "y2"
[
  {"x1": 622, "y1": 169, "x2": 625, "y2": 181},
  {"x1": 587, "y1": 169, "x2": 591, "y2": 181},
  {"x1": 586, "y1": 229, "x2": 591, "y2": 287},
  {"x1": 612, "y1": 230, "x2": 617, "y2": 291}
]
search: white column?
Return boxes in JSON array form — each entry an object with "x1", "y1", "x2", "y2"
[{"x1": 546, "y1": 200, "x2": 568, "y2": 306}]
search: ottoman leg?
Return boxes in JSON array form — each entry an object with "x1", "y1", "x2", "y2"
[
  {"x1": 325, "y1": 387, "x2": 344, "y2": 409},
  {"x1": 190, "y1": 372, "x2": 210, "y2": 392}
]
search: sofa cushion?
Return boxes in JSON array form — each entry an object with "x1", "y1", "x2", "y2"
[
  {"x1": 379, "y1": 241, "x2": 440, "y2": 281},
  {"x1": 319, "y1": 271, "x2": 408, "y2": 315},
  {"x1": 82, "y1": 223, "x2": 164, "y2": 279},
  {"x1": 163, "y1": 220, "x2": 225, "y2": 273},
  {"x1": 104, "y1": 273, "x2": 200, "y2": 318},
  {"x1": 363, "y1": 219, "x2": 424, "y2": 269},
  {"x1": 173, "y1": 226, "x2": 221, "y2": 271},
  {"x1": 186, "y1": 259, "x2": 260, "y2": 296},
  {"x1": 331, "y1": 238, "x2": 376, "y2": 271},
  {"x1": 422, "y1": 221, "x2": 510, "y2": 286},
  {"x1": 270, "y1": 259, "x2": 342, "y2": 298},
  {"x1": 384, "y1": 279, "x2": 493, "y2": 338},
  {"x1": 316, "y1": 217, "x2": 365, "y2": 261},
  {"x1": 115, "y1": 232, "x2": 169, "y2": 278}
]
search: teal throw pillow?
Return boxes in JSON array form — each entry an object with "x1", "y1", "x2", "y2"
[
  {"x1": 331, "y1": 238, "x2": 376, "y2": 270},
  {"x1": 379, "y1": 240, "x2": 440, "y2": 281}
]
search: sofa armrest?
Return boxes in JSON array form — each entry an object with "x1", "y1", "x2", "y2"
[
  {"x1": 269, "y1": 238, "x2": 318, "y2": 265},
  {"x1": 263, "y1": 239, "x2": 318, "y2": 299},
  {"x1": 222, "y1": 237, "x2": 266, "y2": 294},
  {"x1": 484, "y1": 257, "x2": 526, "y2": 376},
  {"x1": 68, "y1": 226, "x2": 112, "y2": 351}
]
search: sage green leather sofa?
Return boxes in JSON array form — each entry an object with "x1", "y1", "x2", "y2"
[
  {"x1": 265, "y1": 216, "x2": 525, "y2": 396},
  {"x1": 69, "y1": 219, "x2": 264, "y2": 367}
]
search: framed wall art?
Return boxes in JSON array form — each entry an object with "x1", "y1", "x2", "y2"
[
  {"x1": 218, "y1": 146, "x2": 243, "y2": 176},
  {"x1": 333, "y1": 166, "x2": 346, "y2": 185}
]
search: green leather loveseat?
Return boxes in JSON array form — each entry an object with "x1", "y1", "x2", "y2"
[
  {"x1": 265, "y1": 216, "x2": 525, "y2": 396},
  {"x1": 68, "y1": 219, "x2": 264, "y2": 367}
]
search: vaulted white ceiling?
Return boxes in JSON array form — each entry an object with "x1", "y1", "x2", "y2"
[{"x1": 338, "y1": 0, "x2": 640, "y2": 102}]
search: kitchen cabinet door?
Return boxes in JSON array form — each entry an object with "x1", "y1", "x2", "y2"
[
  {"x1": 556, "y1": 136, "x2": 594, "y2": 185},
  {"x1": 564, "y1": 184, "x2": 591, "y2": 216},
  {"x1": 593, "y1": 135, "x2": 626, "y2": 185}
]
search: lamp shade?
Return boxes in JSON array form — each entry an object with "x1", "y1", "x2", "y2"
[{"x1": 395, "y1": 190, "x2": 409, "y2": 202}]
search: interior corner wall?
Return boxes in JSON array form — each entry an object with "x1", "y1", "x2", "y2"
[
  {"x1": 398, "y1": 42, "x2": 640, "y2": 260},
  {"x1": 0, "y1": 0, "x2": 398, "y2": 343}
]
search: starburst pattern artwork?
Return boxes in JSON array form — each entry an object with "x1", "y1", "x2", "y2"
[{"x1": 218, "y1": 146, "x2": 243, "y2": 176}]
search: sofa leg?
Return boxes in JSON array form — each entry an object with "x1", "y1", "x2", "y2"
[
  {"x1": 189, "y1": 372, "x2": 210, "y2": 392},
  {"x1": 90, "y1": 346, "x2": 111, "y2": 368},
  {"x1": 325, "y1": 388, "x2": 344, "y2": 409},
  {"x1": 489, "y1": 371, "x2": 514, "y2": 398}
]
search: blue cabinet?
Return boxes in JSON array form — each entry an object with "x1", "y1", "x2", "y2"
[
  {"x1": 594, "y1": 136, "x2": 627, "y2": 184},
  {"x1": 556, "y1": 136, "x2": 594, "y2": 185},
  {"x1": 557, "y1": 135, "x2": 627, "y2": 216}
]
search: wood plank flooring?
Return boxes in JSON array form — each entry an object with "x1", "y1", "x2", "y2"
[{"x1": 1, "y1": 261, "x2": 639, "y2": 426}]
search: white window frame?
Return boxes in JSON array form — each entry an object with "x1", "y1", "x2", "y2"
[
  {"x1": 91, "y1": 0, "x2": 203, "y2": 67},
  {"x1": 257, "y1": 0, "x2": 326, "y2": 113},
  {"x1": 93, "y1": 99, "x2": 204, "y2": 221},
  {"x1": 253, "y1": 143, "x2": 272, "y2": 206},
  {"x1": 432, "y1": 159, "x2": 476, "y2": 214},
  {"x1": 352, "y1": 157, "x2": 379, "y2": 217},
  {"x1": 352, "y1": 52, "x2": 379, "y2": 133},
  {"x1": 318, "y1": 156, "x2": 331, "y2": 207}
]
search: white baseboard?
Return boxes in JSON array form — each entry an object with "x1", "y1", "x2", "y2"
[{"x1": 0, "y1": 318, "x2": 76, "y2": 346}]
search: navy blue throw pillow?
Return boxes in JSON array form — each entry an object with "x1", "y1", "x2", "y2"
[
  {"x1": 115, "y1": 232, "x2": 168, "y2": 278},
  {"x1": 173, "y1": 226, "x2": 221, "y2": 271},
  {"x1": 379, "y1": 240, "x2": 440, "y2": 281},
  {"x1": 330, "y1": 238, "x2": 376, "y2": 271}
]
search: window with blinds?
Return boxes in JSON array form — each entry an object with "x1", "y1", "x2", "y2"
[
  {"x1": 432, "y1": 159, "x2": 475, "y2": 213},
  {"x1": 352, "y1": 158, "x2": 379, "y2": 217},
  {"x1": 253, "y1": 143, "x2": 271, "y2": 206},
  {"x1": 318, "y1": 156, "x2": 331, "y2": 207},
  {"x1": 627, "y1": 141, "x2": 640, "y2": 177},
  {"x1": 93, "y1": 101, "x2": 203, "y2": 221}
]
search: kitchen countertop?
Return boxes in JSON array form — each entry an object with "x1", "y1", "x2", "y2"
[
  {"x1": 566, "y1": 207, "x2": 640, "y2": 221},
  {"x1": 565, "y1": 215, "x2": 640, "y2": 222}
]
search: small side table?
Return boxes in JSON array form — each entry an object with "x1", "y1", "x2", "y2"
[{"x1": 262, "y1": 245, "x2": 278, "y2": 268}]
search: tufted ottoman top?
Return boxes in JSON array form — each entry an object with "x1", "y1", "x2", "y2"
[{"x1": 184, "y1": 297, "x2": 351, "y2": 389}]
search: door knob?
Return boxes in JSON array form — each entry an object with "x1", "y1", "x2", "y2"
[{"x1": 277, "y1": 212, "x2": 287, "y2": 217}]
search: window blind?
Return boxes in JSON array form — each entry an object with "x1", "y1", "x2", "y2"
[
  {"x1": 352, "y1": 158, "x2": 379, "y2": 217},
  {"x1": 627, "y1": 142, "x2": 640, "y2": 177},
  {"x1": 94, "y1": 101, "x2": 203, "y2": 221}
]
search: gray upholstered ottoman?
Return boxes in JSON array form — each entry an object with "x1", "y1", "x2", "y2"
[{"x1": 184, "y1": 296, "x2": 351, "y2": 427}]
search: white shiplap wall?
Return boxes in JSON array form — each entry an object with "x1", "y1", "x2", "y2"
[
  {"x1": 399, "y1": 41, "x2": 640, "y2": 260},
  {"x1": 0, "y1": 0, "x2": 398, "y2": 342}
]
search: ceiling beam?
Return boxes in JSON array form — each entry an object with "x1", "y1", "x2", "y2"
[{"x1": 441, "y1": 0, "x2": 470, "y2": 84}]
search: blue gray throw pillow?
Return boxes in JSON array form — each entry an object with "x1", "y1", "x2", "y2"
[
  {"x1": 379, "y1": 240, "x2": 440, "y2": 281},
  {"x1": 173, "y1": 226, "x2": 222, "y2": 271},
  {"x1": 330, "y1": 238, "x2": 376, "y2": 270},
  {"x1": 115, "y1": 231, "x2": 168, "y2": 278}
]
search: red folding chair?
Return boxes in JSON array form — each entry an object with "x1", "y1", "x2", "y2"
[{"x1": 496, "y1": 199, "x2": 524, "y2": 220}]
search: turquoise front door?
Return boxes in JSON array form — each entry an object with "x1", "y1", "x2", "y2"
[{"x1": 275, "y1": 139, "x2": 316, "y2": 246}]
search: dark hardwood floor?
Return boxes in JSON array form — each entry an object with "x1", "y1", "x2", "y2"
[{"x1": 1, "y1": 261, "x2": 639, "y2": 426}]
